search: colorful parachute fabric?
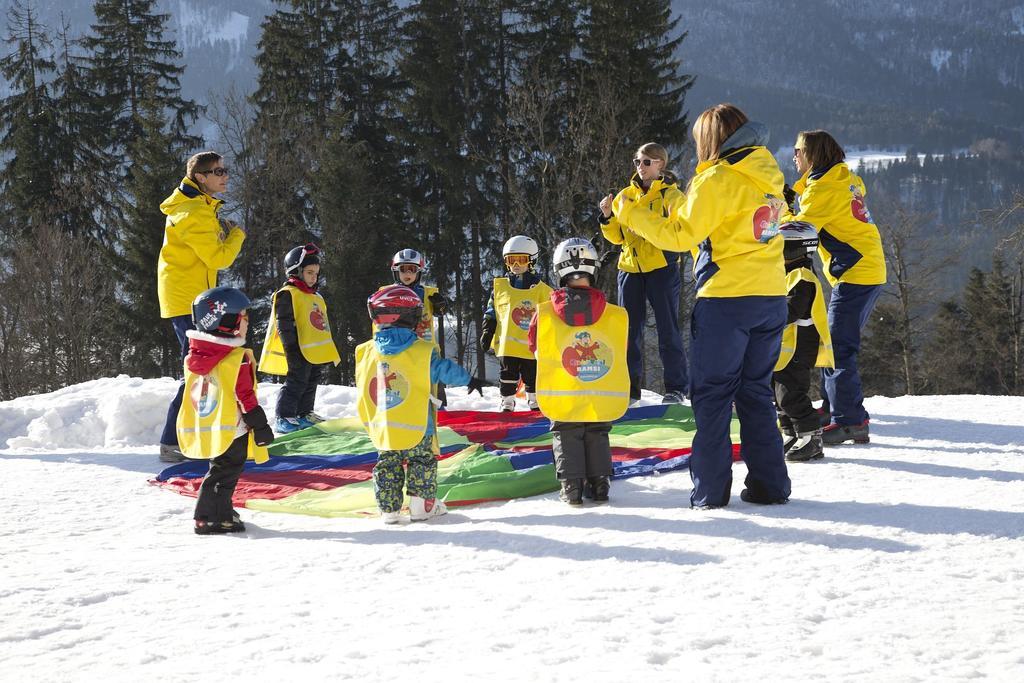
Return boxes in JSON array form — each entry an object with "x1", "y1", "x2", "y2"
[{"x1": 153, "y1": 405, "x2": 741, "y2": 518}]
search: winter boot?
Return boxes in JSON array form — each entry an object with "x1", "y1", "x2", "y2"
[
  {"x1": 159, "y1": 444, "x2": 186, "y2": 463},
  {"x1": 781, "y1": 425, "x2": 797, "y2": 454},
  {"x1": 194, "y1": 518, "x2": 245, "y2": 535},
  {"x1": 559, "y1": 478, "x2": 584, "y2": 506},
  {"x1": 585, "y1": 476, "x2": 610, "y2": 503},
  {"x1": 499, "y1": 396, "x2": 516, "y2": 412},
  {"x1": 739, "y1": 488, "x2": 789, "y2": 505},
  {"x1": 786, "y1": 430, "x2": 824, "y2": 462},
  {"x1": 276, "y1": 416, "x2": 313, "y2": 434},
  {"x1": 303, "y1": 411, "x2": 327, "y2": 424},
  {"x1": 816, "y1": 407, "x2": 831, "y2": 428},
  {"x1": 381, "y1": 510, "x2": 403, "y2": 525},
  {"x1": 526, "y1": 392, "x2": 539, "y2": 411},
  {"x1": 409, "y1": 496, "x2": 447, "y2": 521},
  {"x1": 822, "y1": 420, "x2": 870, "y2": 446}
]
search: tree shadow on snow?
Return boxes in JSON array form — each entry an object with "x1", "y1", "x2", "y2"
[
  {"x1": 870, "y1": 413, "x2": 1024, "y2": 447},
  {"x1": 242, "y1": 521, "x2": 721, "y2": 566},
  {"x1": 0, "y1": 451, "x2": 161, "y2": 475},
  {"x1": 780, "y1": 499, "x2": 1024, "y2": 539},
  {"x1": 491, "y1": 511, "x2": 918, "y2": 554},
  {"x1": 827, "y1": 455, "x2": 1024, "y2": 483}
]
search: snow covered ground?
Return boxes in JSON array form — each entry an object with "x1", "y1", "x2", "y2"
[{"x1": 2, "y1": 377, "x2": 1023, "y2": 681}]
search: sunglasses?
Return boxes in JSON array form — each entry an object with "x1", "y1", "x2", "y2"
[
  {"x1": 504, "y1": 254, "x2": 531, "y2": 267},
  {"x1": 199, "y1": 167, "x2": 230, "y2": 177},
  {"x1": 634, "y1": 158, "x2": 657, "y2": 167}
]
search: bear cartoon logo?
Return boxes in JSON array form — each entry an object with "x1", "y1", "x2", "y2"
[
  {"x1": 752, "y1": 195, "x2": 785, "y2": 243},
  {"x1": 510, "y1": 299, "x2": 536, "y2": 331},
  {"x1": 850, "y1": 186, "x2": 872, "y2": 223},
  {"x1": 309, "y1": 302, "x2": 327, "y2": 332},
  {"x1": 368, "y1": 361, "x2": 409, "y2": 410},
  {"x1": 561, "y1": 329, "x2": 613, "y2": 382},
  {"x1": 190, "y1": 375, "x2": 220, "y2": 418}
]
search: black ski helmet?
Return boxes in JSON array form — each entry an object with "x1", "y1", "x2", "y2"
[
  {"x1": 284, "y1": 243, "x2": 322, "y2": 278},
  {"x1": 779, "y1": 221, "x2": 818, "y2": 262},
  {"x1": 192, "y1": 286, "x2": 251, "y2": 337}
]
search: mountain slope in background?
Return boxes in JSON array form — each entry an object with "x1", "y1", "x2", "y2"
[
  {"x1": 3, "y1": 1, "x2": 1020, "y2": 148},
  {"x1": 674, "y1": 0, "x2": 1024, "y2": 148}
]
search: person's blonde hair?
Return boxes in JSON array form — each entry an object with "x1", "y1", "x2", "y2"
[
  {"x1": 796, "y1": 130, "x2": 845, "y2": 172},
  {"x1": 692, "y1": 104, "x2": 748, "y2": 164},
  {"x1": 634, "y1": 142, "x2": 678, "y2": 185},
  {"x1": 186, "y1": 151, "x2": 222, "y2": 183}
]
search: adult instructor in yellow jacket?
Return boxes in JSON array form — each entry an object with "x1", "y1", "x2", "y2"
[
  {"x1": 612, "y1": 104, "x2": 791, "y2": 509},
  {"x1": 599, "y1": 143, "x2": 688, "y2": 404},
  {"x1": 157, "y1": 151, "x2": 246, "y2": 462},
  {"x1": 787, "y1": 130, "x2": 886, "y2": 446}
]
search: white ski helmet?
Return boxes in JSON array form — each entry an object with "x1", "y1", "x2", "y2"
[
  {"x1": 552, "y1": 237, "x2": 599, "y2": 286},
  {"x1": 779, "y1": 221, "x2": 818, "y2": 256},
  {"x1": 502, "y1": 235, "x2": 539, "y2": 259},
  {"x1": 390, "y1": 248, "x2": 426, "y2": 284}
]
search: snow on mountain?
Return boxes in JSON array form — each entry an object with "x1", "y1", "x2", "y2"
[{"x1": 1, "y1": 377, "x2": 1023, "y2": 679}]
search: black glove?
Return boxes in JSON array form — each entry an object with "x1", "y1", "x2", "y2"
[
  {"x1": 253, "y1": 424, "x2": 275, "y2": 447},
  {"x1": 466, "y1": 376, "x2": 493, "y2": 396},
  {"x1": 428, "y1": 292, "x2": 448, "y2": 315},
  {"x1": 600, "y1": 247, "x2": 620, "y2": 267},
  {"x1": 783, "y1": 183, "x2": 797, "y2": 212},
  {"x1": 479, "y1": 316, "x2": 497, "y2": 352},
  {"x1": 242, "y1": 406, "x2": 275, "y2": 446}
]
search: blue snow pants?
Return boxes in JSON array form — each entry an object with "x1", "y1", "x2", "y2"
[
  {"x1": 823, "y1": 283, "x2": 882, "y2": 426},
  {"x1": 689, "y1": 296, "x2": 791, "y2": 508},
  {"x1": 160, "y1": 315, "x2": 195, "y2": 446},
  {"x1": 617, "y1": 263, "x2": 688, "y2": 397}
]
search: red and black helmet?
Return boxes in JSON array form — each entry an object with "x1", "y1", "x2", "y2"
[{"x1": 367, "y1": 284, "x2": 423, "y2": 329}]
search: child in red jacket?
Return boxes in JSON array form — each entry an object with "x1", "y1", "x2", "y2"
[{"x1": 177, "y1": 286, "x2": 274, "y2": 535}]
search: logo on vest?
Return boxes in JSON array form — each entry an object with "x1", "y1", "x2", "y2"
[
  {"x1": 368, "y1": 361, "x2": 409, "y2": 410},
  {"x1": 561, "y1": 329, "x2": 612, "y2": 382},
  {"x1": 510, "y1": 299, "x2": 536, "y2": 331},
  {"x1": 309, "y1": 302, "x2": 327, "y2": 331},
  {"x1": 190, "y1": 375, "x2": 221, "y2": 418}
]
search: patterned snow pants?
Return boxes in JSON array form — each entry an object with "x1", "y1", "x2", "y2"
[{"x1": 373, "y1": 432, "x2": 438, "y2": 513}]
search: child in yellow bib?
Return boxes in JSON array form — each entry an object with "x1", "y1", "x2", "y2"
[
  {"x1": 178, "y1": 286, "x2": 274, "y2": 535},
  {"x1": 772, "y1": 223, "x2": 834, "y2": 462},
  {"x1": 528, "y1": 238, "x2": 629, "y2": 506},
  {"x1": 260, "y1": 243, "x2": 340, "y2": 434},
  {"x1": 478, "y1": 235, "x2": 552, "y2": 412},
  {"x1": 358, "y1": 285, "x2": 490, "y2": 525}
]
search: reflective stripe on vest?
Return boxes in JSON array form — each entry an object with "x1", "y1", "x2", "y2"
[
  {"x1": 355, "y1": 338, "x2": 434, "y2": 451},
  {"x1": 177, "y1": 347, "x2": 269, "y2": 463},
  {"x1": 774, "y1": 267, "x2": 835, "y2": 372},
  {"x1": 534, "y1": 298, "x2": 629, "y2": 422},
  {"x1": 491, "y1": 278, "x2": 552, "y2": 359},
  {"x1": 259, "y1": 286, "x2": 341, "y2": 375}
]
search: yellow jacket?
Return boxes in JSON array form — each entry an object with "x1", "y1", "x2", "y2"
[
  {"x1": 600, "y1": 175, "x2": 684, "y2": 273},
  {"x1": 615, "y1": 139, "x2": 787, "y2": 298},
  {"x1": 157, "y1": 177, "x2": 246, "y2": 318},
  {"x1": 786, "y1": 163, "x2": 886, "y2": 287}
]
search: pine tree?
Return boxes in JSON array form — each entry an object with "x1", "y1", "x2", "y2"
[
  {"x1": 50, "y1": 17, "x2": 114, "y2": 239},
  {"x1": 117, "y1": 97, "x2": 182, "y2": 377},
  {"x1": 0, "y1": 0, "x2": 58, "y2": 237},
  {"x1": 82, "y1": 0, "x2": 201, "y2": 157}
]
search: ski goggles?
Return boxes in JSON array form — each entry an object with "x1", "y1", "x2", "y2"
[
  {"x1": 397, "y1": 264, "x2": 421, "y2": 274},
  {"x1": 504, "y1": 254, "x2": 531, "y2": 267}
]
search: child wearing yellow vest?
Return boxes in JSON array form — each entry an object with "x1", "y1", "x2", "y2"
[
  {"x1": 528, "y1": 238, "x2": 629, "y2": 506},
  {"x1": 773, "y1": 223, "x2": 834, "y2": 462},
  {"x1": 357, "y1": 285, "x2": 490, "y2": 524},
  {"x1": 178, "y1": 286, "x2": 275, "y2": 535},
  {"x1": 478, "y1": 235, "x2": 552, "y2": 412},
  {"x1": 259, "y1": 243, "x2": 340, "y2": 434}
]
